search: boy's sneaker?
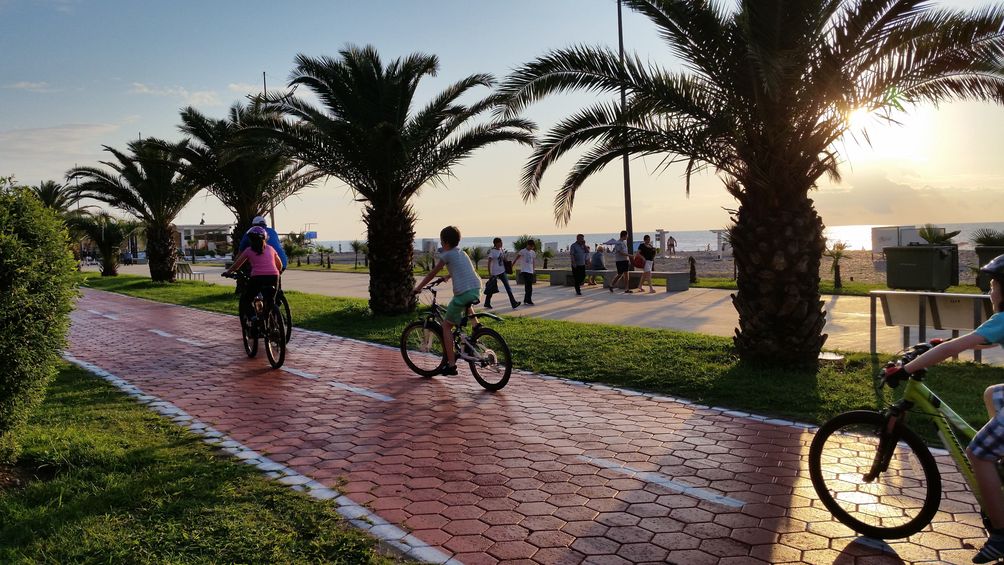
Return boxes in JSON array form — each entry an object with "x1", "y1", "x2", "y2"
[
  {"x1": 441, "y1": 364, "x2": 458, "y2": 376},
  {"x1": 974, "y1": 530, "x2": 1004, "y2": 563}
]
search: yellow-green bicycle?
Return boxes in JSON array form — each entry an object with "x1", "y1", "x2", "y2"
[{"x1": 809, "y1": 339, "x2": 988, "y2": 539}]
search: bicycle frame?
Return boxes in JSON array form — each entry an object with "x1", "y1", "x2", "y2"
[{"x1": 892, "y1": 376, "x2": 982, "y2": 504}]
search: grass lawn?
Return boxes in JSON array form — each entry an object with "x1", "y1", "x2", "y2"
[
  {"x1": 81, "y1": 274, "x2": 1004, "y2": 441},
  {"x1": 0, "y1": 363, "x2": 396, "y2": 564}
]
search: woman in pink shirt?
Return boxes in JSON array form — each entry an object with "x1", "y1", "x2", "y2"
[{"x1": 223, "y1": 226, "x2": 282, "y2": 320}]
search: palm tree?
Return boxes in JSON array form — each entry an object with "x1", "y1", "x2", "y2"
[
  {"x1": 825, "y1": 241, "x2": 849, "y2": 290},
  {"x1": 465, "y1": 246, "x2": 487, "y2": 271},
  {"x1": 176, "y1": 103, "x2": 321, "y2": 254},
  {"x1": 541, "y1": 248, "x2": 554, "y2": 269},
  {"x1": 252, "y1": 46, "x2": 535, "y2": 315},
  {"x1": 65, "y1": 212, "x2": 138, "y2": 276},
  {"x1": 67, "y1": 139, "x2": 199, "y2": 282},
  {"x1": 350, "y1": 239, "x2": 365, "y2": 269},
  {"x1": 30, "y1": 180, "x2": 84, "y2": 215},
  {"x1": 499, "y1": 0, "x2": 1004, "y2": 365}
]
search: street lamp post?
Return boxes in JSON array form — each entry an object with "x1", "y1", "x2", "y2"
[{"x1": 617, "y1": 0, "x2": 635, "y2": 254}]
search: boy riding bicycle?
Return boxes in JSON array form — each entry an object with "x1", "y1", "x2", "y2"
[
  {"x1": 887, "y1": 255, "x2": 1004, "y2": 563},
  {"x1": 413, "y1": 226, "x2": 481, "y2": 376}
]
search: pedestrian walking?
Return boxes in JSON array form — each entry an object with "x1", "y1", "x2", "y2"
[
  {"x1": 609, "y1": 230, "x2": 633, "y2": 293},
  {"x1": 514, "y1": 240, "x2": 537, "y2": 305},
  {"x1": 484, "y1": 237, "x2": 520, "y2": 310},
  {"x1": 638, "y1": 234, "x2": 657, "y2": 293},
  {"x1": 570, "y1": 233, "x2": 588, "y2": 295}
]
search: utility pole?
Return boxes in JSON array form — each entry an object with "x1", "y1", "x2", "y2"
[
  {"x1": 263, "y1": 71, "x2": 277, "y2": 229},
  {"x1": 617, "y1": 0, "x2": 635, "y2": 253}
]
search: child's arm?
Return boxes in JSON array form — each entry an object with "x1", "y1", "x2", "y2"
[
  {"x1": 224, "y1": 250, "x2": 248, "y2": 274},
  {"x1": 904, "y1": 332, "x2": 989, "y2": 373},
  {"x1": 414, "y1": 260, "x2": 446, "y2": 293},
  {"x1": 273, "y1": 251, "x2": 283, "y2": 272}
]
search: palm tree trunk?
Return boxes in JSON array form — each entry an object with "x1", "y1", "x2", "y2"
[
  {"x1": 146, "y1": 224, "x2": 177, "y2": 282},
  {"x1": 365, "y1": 202, "x2": 416, "y2": 315},
  {"x1": 729, "y1": 195, "x2": 827, "y2": 366}
]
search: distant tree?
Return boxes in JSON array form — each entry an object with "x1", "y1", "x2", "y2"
[
  {"x1": 465, "y1": 246, "x2": 487, "y2": 271},
  {"x1": 512, "y1": 235, "x2": 542, "y2": 252},
  {"x1": 30, "y1": 180, "x2": 87, "y2": 216},
  {"x1": 350, "y1": 239, "x2": 364, "y2": 269},
  {"x1": 67, "y1": 139, "x2": 198, "y2": 282},
  {"x1": 249, "y1": 46, "x2": 534, "y2": 314},
  {"x1": 825, "y1": 241, "x2": 849, "y2": 290},
  {"x1": 541, "y1": 248, "x2": 554, "y2": 269},
  {"x1": 64, "y1": 212, "x2": 139, "y2": 276}
]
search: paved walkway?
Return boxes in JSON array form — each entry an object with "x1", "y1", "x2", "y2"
[
  {"x1": 106, "y1": 264, "x2": 1003, "y2": 365},
  {"x1": 68, "y1": 289, "x2": 988, "y2": 564}
]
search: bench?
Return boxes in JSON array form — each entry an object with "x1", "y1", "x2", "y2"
[
  {"x1": 870, "y1": 290, "x2": 993, "y2": 361},
  {"x1": 175, "y1": 261, "x2": 205, "y2": 281},
  {"x1": 537, "y1": 268, "x2": 573, "y2": 286},
  {"x1": 602, "y1": 270, "x2": 690, "y2": 292}
]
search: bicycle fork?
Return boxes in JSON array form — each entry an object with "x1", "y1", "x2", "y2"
[{"x1": 864, "y1": 405, "x2": 909, "y2": 483}]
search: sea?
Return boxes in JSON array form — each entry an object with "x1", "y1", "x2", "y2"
[{"x1": 316, "y1": 221, "x2": 1004, "y2": 254}]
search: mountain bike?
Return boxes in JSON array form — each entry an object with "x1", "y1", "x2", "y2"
[
  {"x1": 222, "y1": 272, "x2": 286, "y2": 369},
  {"x1": 400, "y1": 278, "x2": 513, "y2": 391},
  {"x1": 808, "y1": 338, "x2": 990, "y2": 539},
  {"x1": 234, "y1": 265, "x2": 292, "y2": 344}
]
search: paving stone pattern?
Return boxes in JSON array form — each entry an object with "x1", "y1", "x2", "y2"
[{"x1": 68, "y1": 289, "x2": 989, "y2": 564}]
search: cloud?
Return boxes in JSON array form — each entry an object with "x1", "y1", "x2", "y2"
[
  {"x1": 128, "y1": 82, "x2": 221, "y2": 107},
  {"x1": 0, "y1": 123, "x2": 120, "y2": 179},
  {"x1": 4, "y1": 81, "x2": 57, "y2": 93},
  {"x1": 228, "y1": 82, "x2": 261, "y2": 95}
]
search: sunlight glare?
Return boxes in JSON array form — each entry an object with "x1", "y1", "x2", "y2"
[{"x1": 840, "y1": 106, "x2": 933, "y2": 166}]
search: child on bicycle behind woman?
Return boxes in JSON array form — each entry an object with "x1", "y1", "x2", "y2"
[
  {"x1": 413, "y1": 226, "x2": 481, "y2": 376},
  {"x1": 889, "y1": 255, "x2": 1004, "y2": 563},
  {"x1": 223, "y1": 226, "x2": 283, "y2": 324}
]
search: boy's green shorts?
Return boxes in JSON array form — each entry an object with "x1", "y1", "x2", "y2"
[{"x1": 445, "y1": 288, "x2": 480, "y2": 324}]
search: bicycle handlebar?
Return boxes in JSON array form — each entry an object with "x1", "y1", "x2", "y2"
[{"x1": 879, "y1": 338, "x2": 950, "y2": 388}]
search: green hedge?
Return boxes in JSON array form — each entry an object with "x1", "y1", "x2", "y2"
[{"x1": 0, "y1": 186, "x2": 77, "y2": 461}]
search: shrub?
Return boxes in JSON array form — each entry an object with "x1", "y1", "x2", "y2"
[{"x1": 0, "y1": 185, "x2": 78, "y2": 462}]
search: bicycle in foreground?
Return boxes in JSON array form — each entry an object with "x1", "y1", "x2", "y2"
[
  {"x1": 233, "y1": 265, "x2": 293, "y2": 345},
  {"x1": 400, "y1": 278, "x2": 512, "y2": 391},
  {"x1": 222, "y1": 271, "x2": 286, "y2": 369},
  {"x1": 809, "y1": 338, "x2": 989, "y2": 540}
]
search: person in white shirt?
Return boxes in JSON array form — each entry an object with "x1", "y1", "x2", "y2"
[
  {"x1": 484, "y1": 237, "x2": 520, "y2": 310},
  {"x1": 513, "y1": 239, "x2": 537, "y2": 305}
]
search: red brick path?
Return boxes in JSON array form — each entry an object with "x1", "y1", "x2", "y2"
[{"x1": 67, "y1": 289, "x2": 988, "y2": 564}]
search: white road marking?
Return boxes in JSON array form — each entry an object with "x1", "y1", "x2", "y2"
[
  {"x1": 60, "y1": 353, "x2": 450, "y2": 564},
  {"x1": 281, "y1": 367, "x2": 394, "y2": 402},
  {"x1": 148, "y1": 329, "x2": 175, "y2": 337},
  {"x1": 102, "y1": 314, "x2": 119, "y2": 320},
  {"x1": 176, "y1": 338, "x2": 206, "y2": 347},
  {"x1": 577, "y1": 455, "x2": 745, "y2": 509},
  {"x1": 87, "y1": 309, "x2": 103, "y2": 315}
]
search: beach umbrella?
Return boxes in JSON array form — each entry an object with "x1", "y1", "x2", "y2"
[{"x1": 603, "y1": 238, "x2": 618, "y2": 245}]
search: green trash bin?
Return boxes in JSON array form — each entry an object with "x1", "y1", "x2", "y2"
[{"x1": 884, "y1": 246, "x2": 953, "y2": 292}]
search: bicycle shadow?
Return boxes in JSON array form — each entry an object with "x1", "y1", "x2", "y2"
[{"x1": 831, "y1": 537, "x2": 904, "y2": 564}]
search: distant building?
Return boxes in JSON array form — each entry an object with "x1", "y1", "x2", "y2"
[{"x1": 174, "y1": 224, "x2": 234, "y2": 256}]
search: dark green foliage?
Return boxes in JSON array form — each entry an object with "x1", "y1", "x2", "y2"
[
  {"x1": 0, "y1": 365, "x2": 393, "y2": 564},
  {"x1": 512, "y1": 235, "x2": 542, "y2": 251},
  {"x1": 0, "y1": 188, "x2": 77, "y2": 462}
]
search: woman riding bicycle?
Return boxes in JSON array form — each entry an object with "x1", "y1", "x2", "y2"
[
  {"x1": 886, "y1": 255, "x2": 1004, "y2": 563},
  {"x1": 223, "y1": 226, "x2": 282, "y2": 324}
]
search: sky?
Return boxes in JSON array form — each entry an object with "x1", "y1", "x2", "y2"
[{"x1": 2, "y1": 0, "x2": 1003, "y2": 241}]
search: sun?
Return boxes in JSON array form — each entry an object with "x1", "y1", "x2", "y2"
[
  {"x1": 839, "y1": 105, "x2": 933, "y2": 165},
  {"x1": 846, "y1": 107, "x2": 873, "y2": 130}
]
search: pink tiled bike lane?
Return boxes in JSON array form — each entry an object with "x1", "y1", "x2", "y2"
[{"x1": 66, "y1": 289, "x2": 987, "y2": 564}]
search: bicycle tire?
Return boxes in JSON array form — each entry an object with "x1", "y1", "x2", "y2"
[
  {"x1": 277, "y1": 290, "x2": 292, "y2": 344},
  {"x1": 400, "y1": 320, "x2": 446, "y2": 377},
  {"x1": 265, "y1": 308, "x2": 286, "y2": 369},
  {"x1": 808, "y1": 410, "x2": 941, "y2": 539},
  {"x1": 240, "y1": 312, "x2": 258, "y2": 358},
  {"x1": 467, "y1": 327, "x2": 512, "y2": 391}
]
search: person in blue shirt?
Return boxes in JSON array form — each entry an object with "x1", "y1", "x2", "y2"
[
  {"x1": 238, "y1": 215, "x2": 288, "y2": 271},
  {"x1": 888, "y1": 254, "x2": 1004, "y2": 563}
]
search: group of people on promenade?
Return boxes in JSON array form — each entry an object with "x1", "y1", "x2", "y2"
[{"x1": 569, "y1": 231, "x2": 660, "y2": 295}]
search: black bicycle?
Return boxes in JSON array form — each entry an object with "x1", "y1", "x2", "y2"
[
  {"x1": 234, "y1": 266, "x2": 292, "y2": 344},
  {"x1": 401, "y1": 278, "x2": 512, "y2": 391},
  {"x1": 223, "y1": 272, "x2": 286, "y2": 369}
]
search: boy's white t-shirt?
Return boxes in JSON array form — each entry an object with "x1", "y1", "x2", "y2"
[
  {"x1": 519, "y1": 250, "x2": 536, "y2": 274},
  {"x1": 488, "y1": 248, "x2": 506, "y2": 276}
]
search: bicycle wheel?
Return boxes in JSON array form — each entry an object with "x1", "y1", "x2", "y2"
[
  {"x1": 400, "y1": 320, "x2": 446, "y2": 377},
  {"x1": 240, "y1": 313, "x2": 258, "y2": 358},
  {"x1": 277, "y1": 291, "x2": 292, "y2": 344},
  {"x1": 264, "y1": 308, "x2": 286, "y2": 369},
  {"x1": 467, "y1": 327, "x2": 512, "y2": 391},
  {"x1": 808, "y1": 410, "x2": 941, "y2": 539}
]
